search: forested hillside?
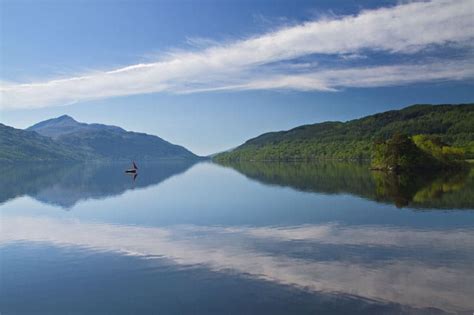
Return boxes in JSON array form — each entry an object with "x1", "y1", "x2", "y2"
[{"x1": 215, "y1": 104, "x2": 474, "y2": 161}]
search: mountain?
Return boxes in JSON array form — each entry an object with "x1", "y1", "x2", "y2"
[
  {"x1": 215, "y1": 104, "x2": 474, "y2": 162},
  {"x1": 27, "y1": 115, "x2": 198, "y2": 161},
  {"x1": 0, "y1": 123, "x2": 93, "y2": 161},
  {"x1": 0, "y1": 116, "x2": 200, "y2": 162}
]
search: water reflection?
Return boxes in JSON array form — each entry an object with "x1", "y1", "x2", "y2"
[
  {"x1": 1, "y1": 161, "x2": 474, "y2": 313},
  {"x1": 0, "y1": 161, "x2": 196, "y2": 209},
  {"x1": 2, "y1": 216, "x2": 473, "y2": 313},
  {"x1": 218, "y1": 161, "x2": 474, "y2": 209}
]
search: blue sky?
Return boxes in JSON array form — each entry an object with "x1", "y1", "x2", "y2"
[{"x1": 1, "y1": 0, "x2": 473, "y2": 155}]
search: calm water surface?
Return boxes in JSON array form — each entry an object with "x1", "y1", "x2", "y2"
[{"x1": 1, "y1": 161, "x2": 473, "y2": 314}]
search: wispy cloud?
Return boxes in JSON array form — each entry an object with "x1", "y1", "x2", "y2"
[
  {"x1": 1, "y1": 0, "x2": 473, "y2": 109},
  {"x1": 218, "y1": 59, "x2": 474, "y2": 92}
]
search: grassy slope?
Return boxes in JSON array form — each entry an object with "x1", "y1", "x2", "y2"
[{"x1": 215, "y1": 104, "x2": 474, "y2": 161}]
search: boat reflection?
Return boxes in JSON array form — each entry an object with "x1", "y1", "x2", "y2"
[{"x1": 0, "y1": 160, "x2": 197, "y2": 209}]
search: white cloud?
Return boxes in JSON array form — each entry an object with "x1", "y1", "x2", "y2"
[
  {"x1": 217, "y1": 59, "x2": 474, "y2": 92},
  {"x1": 1, "y1": 0, "x2": 473, "y2": 109}
]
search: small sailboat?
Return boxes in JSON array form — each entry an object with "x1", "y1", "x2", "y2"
[{"x1": 125, "y1": 161, "x2": 138, "y2": 174}]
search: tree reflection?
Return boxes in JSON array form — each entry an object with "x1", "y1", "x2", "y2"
[
  {"x1": 373, "y1": 168, "x2": 472, "y2": 209},
  {"x1": 218, "y1": 161, "x2": 473, "y2": 209}
]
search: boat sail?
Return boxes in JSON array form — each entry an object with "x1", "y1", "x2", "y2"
[{"x1": 125, "y1": 161, "x2": 138, "y2": 173}]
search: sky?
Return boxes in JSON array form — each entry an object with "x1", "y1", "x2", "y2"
[{"x1": 0, "y1": 0, "x2": 473, "y2": 155}]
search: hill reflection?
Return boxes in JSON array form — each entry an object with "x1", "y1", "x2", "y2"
[
  {"x1": 218, "y1": 161, "x2": 474, "y2": 209},
  {"x1": 0, "y1": 161, "x2": 197, "y2": 209}
]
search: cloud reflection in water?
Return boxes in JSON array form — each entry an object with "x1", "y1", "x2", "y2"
[{"x1": 2, "y1": 216, "x2": 473, "y2": 313}]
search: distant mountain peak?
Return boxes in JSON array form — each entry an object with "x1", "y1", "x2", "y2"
[
  {"x1": 26, "y1": 115, "x2": 85, "y2": 139},
  {"x1": 27, "y1": 115, "x2": 127, "y2": 138},
  {"x1": 27, "y1": 114, "x2": 79, "y2": 130},
  {"x1": 44, "y1": 114, "x2": 78, "y2": 124},
  {"x1": 47, "y1": 114, "x2": 79, "y2": 125},
  {"x1": 56, "y1": 114, "x2": 76, "y2": 121}
]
